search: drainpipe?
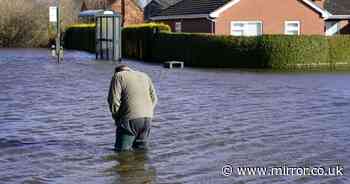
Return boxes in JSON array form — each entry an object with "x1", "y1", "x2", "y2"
[{"x1": 121, "y1": 0, "x2": 125, "y2": 27}]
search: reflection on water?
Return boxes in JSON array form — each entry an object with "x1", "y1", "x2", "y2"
[
  {"x1": 0, "y1": 49, "x2": 350, "y2": 184},
  {"x1": 105, "y1": 151, "x2": 157, "y2": 184}
]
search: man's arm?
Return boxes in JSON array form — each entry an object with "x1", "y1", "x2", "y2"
[
  {"x1": 148, "y1": 77, "x2": 158, "y2": 108},
  {"x1": 107, "y1": 75, "x2": 122, "y2": 120}
]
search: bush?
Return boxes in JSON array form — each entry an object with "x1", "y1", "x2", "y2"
[
  {"x1": 122, "y1": 23, "x2": 171, "y2": 60},
  {"x1": 63, "y1": 22, "x2": 171, "y2": 55},
  {"x1": 65, "y1": 22, "x2": 350, "y2": 70},
  {"x1": 150, "y1": 33, "x2": 333, "y2": 69},
  {"x1": 124, "y1": 28, "x2": 350, "y2": 70},
  {"x1": 0, "y1": 0, "x2": 48, "y2": 47},
  {"x1": 64, "y1": 24, "x2": 96, "y2": 53},
  {"x1": 0, "y1": 0, "x2": 83, "y2": 48},
  {"x1": 328, "y1": 35, "x2": 350, "y2": 69},
  {"x1": 258, "y1": 35, "x2": 329, "y2": 70},
  {"x1": 152, "y1": 33, "x2": 262, "y2": 67}
]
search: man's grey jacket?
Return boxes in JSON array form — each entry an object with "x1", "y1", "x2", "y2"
[{"x1": 108, "y1": 69, "x2": 158, "y2": 122}]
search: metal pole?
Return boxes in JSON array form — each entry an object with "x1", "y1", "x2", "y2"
[
  {"x1": 112, "y1": 17, "x2": 115, "y2": 61},
  {"x1": 100, "y1": 17, "x2": 103, "y2": 59},
  {"x1": 106, "y1": 17, "x2": 109, "y2": 60},
  {"x1": 56, "y1": 0, "x2": 61, "y2": 64},
  {"x1": 119, "y1": 15, "x2": 122, "y2": 62},
  {"x1": 95, "y1": 17, "x2": 98, "y2": 60}
]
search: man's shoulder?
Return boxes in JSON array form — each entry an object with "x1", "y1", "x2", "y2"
[
  {"x1": 127, "y1": 70, "x2": 149, "y2": 79},
  {"x1": 115, "y1": 70, "x2": 151, "y2": 81},
  {"x1": 114, "y1": 71, "x2": 129, "y2": 78},
  {"x1": 136, "y1": 71, "x2": 150, "y2": 77}
]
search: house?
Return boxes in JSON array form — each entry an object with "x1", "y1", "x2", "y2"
[
  {"x1": 149, "y1": 0, "x2": 350, "y2": 36},
  {"x1": 80, "y1": 0, "x2": 144, "y2": 26}
]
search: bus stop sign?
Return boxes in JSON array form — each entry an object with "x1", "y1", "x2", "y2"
[{"x1": 49, "y1": 7, "x2": 57, "y2": 22}]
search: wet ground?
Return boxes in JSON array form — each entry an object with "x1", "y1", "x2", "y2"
[{"x1": 0, "y1": 49, "x2": 349, "y2": 184}]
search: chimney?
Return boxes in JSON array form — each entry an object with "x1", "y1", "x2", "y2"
[{"x1": 313, "y1": 0, "x2": 325, "y2": 8}]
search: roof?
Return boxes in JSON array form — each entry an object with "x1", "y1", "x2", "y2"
[
  {"x1": 300, "y1": 0, "x2": 330, "y2": 17},
  {"x1": 151, "y1": 0, "x2": 335, "y2": 20},
  {"x1": 156, "y1": 0, "x2": 227, "y2": 16},
  {"x1": 144, "y1": 0, "x2": 183, "y2": 19},
  {"x1": 324, "y1": 0, "x2": 350, "y2": 15},
  {"x1": 82, "y1": 0, "x2": 143, "y2": 10},
  {"x1": 150, "y1": 0, "x2": 183, "y2": 9},
  {"x1": 79, "y1": 10, "x2": 104, "y2": 17},
  {"x1": 79, "y1": 10, "x2": 121, "y2": 17}
]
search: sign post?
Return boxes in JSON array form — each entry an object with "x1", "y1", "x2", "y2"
[{"x1": 49, "y1": 1, "x2": 61, "y2": 64}]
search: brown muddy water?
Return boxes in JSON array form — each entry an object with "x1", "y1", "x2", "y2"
[{"x1": 0, "y1": 49, "x2": 349, "y2": 184}]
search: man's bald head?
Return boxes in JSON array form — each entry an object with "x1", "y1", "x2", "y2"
[{"x1": 115, "y1": 64, "x2": 131, "y2": 73}]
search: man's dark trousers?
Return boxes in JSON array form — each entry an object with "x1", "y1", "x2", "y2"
[{"x1": 115, "y1": 118, "x2": 151, "y2": 151}]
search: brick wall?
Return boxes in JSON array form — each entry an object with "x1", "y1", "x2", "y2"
[
  {"x1": 110, "y1": 0, "x2": 144, "y2": 26},
  {"x1": 215, "y1": 0, "x2": 325, "y2": 35}
]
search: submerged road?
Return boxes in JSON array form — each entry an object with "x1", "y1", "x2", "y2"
[{"x1": 0, "y1": 49, "x2": 349, "y2": 184}]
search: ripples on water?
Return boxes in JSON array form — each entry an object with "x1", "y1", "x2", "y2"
[{"x1": 0, "y1": 49, "x2": 349, "y2": 184}]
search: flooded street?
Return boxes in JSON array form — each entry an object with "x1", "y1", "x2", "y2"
[{"x1": 0, "y1": 49, "x2": 349, "y2": 184}]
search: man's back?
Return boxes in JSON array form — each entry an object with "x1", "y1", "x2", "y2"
[{"x1": 110, "y1": 70, "x2": 157, "y2": 121}]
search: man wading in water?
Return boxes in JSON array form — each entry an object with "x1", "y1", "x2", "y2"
[{"x1": 108, "y1": 65, "x2": 158, "y2": 151}]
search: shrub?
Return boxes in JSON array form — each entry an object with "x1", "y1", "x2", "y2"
[
  {"x1": 151, "y1": 33, "x2": 331, "y2": 69},
  {"x1": 152, "y1": 33, "x2": 261, "y2": 67},
  {"x1": 0, "y1": 0, "x2": 83, "y2": 48},
  {"x1": 258, "y1": 35, "x2": 329, "y2": 70},
  {"x1": 122, "y1": 23, "x2": 171, "y2": 60},
  {"x1": 65, "y1": 22, "x2": 350, "y2": 70},
  {"x1": 0, "y1": 0, "x2": 48, "y2": 47},
  {"x1": 64, "y1": 24, "x2": 96, "y2": 52},
  {"x1": 328, "y1": 35, "x2": 350, "y2": 69}
]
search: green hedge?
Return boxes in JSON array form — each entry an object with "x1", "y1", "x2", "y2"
[
  {"x1": 328, "y1": 35, "x2": 350, "y2": 69},
  {"x1": 152, "y1": 33, "x2": 262, "y2": 67},
  {"x1": 64, "y1": 23, "x2": 350, "y2": 70},
  {"x1": 258, "y1": 35, "x2": 330, "y2": 70},
  {"x1": 64, "y1": 24, "x2": 96, "y2": 53},
  {"x1": 139, "y1": 32, "x2": 350, "y2": 70},
  {"x1": 122, "y1": 23, "x2": 171, "y2": 60},
  {"x1": 149, "y1": 33, "x2": 335, "y2": 69}
]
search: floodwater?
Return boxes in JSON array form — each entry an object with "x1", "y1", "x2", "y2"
[{"x1": 0, "y1": 49, "x2": 349, "y2": 184}]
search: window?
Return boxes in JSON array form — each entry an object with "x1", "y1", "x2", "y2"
[
  {"x1": 231, "y1": 21, "x2": 263, "y2": 36},
  {"x1": 175, "y1": 22, "x2": 182, "y2": 32},
  {"x1": 285, "y1": 21, "x2": 300, "y2": 35}
]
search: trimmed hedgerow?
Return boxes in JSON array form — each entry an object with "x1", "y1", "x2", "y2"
[
  {"x1": 65, "y1": 22, "x2": 350, "y2": 70},
  {"x1": 122, "y1": 23, "x2": 171, "y2": 60},
  {"x1": 258, "y1": 35, "x2": 330, "y2": 70},
  {"x1": 328, "y1": 35, "x2": 350, "y2": 69},
  {"x1": 152, "y1": 32, "x2": 262, "y2": 68},
  {"x1": 64, "y1": 24, "x2": 96, "y2": 53},
  {"x1": 150, "y1": 33, "x2": 332, "y2": 69}
]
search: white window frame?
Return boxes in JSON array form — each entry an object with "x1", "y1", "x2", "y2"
[
  {"x1": 284, "y1": 21, "x2": 301, "y2": 35},
  {"x1": 230, "y1": 21, "x2": 263, "y2": 36},
  {"x1": 175, "y1": 22, "x2": 182, "y2": 32}
]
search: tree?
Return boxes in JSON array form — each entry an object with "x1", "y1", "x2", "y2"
[
  {"x1": 0, "y1": 0, "x2": 48, "y2": 47},
  {"x1": 0, "y1": 0, "x2": 84, "y2": 47}
]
